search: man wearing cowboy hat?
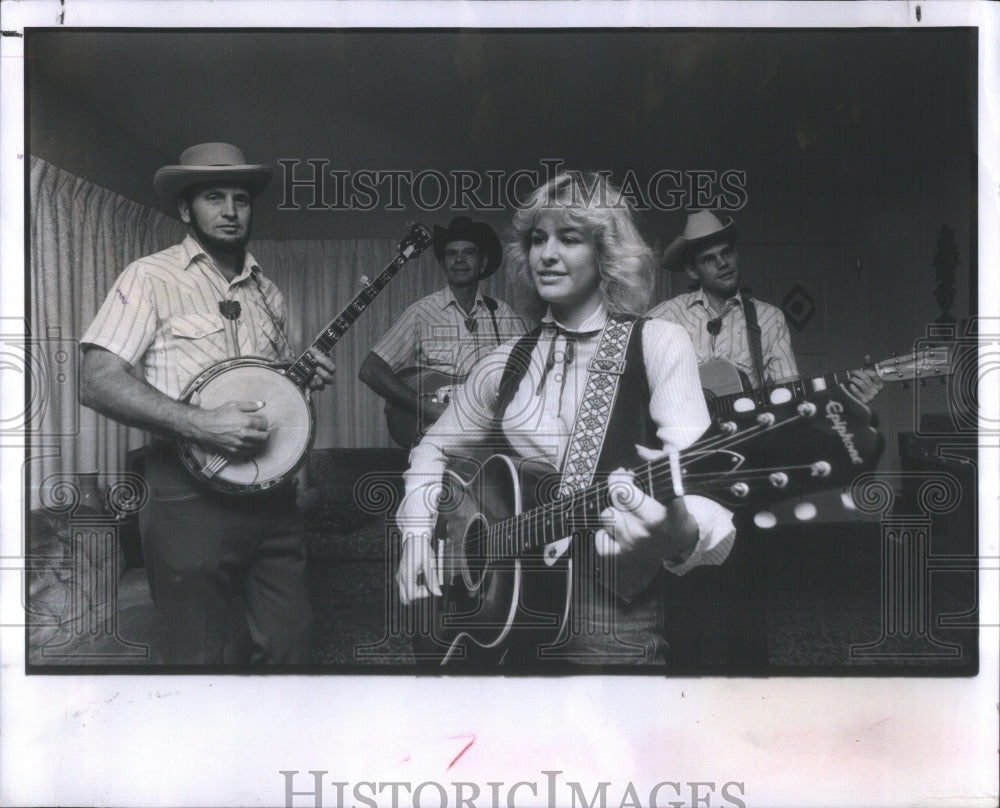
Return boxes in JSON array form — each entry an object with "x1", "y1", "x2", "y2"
[
  {"x1": 80, "y1": 143, "x2": 335, "y2": 665},
  {"x1": 650, "y1": 210, "x2": 882, "y2": 402},
  {"x1": 359, "y1": 215, "x2": 525, "y2": 443}
]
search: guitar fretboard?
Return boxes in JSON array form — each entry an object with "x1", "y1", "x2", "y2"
[
  {"x1": 710, "y1": 370, "x2": 861, "y2": 418},
  {"x1": 483, "y1": 463, "x2": 665, "y2": 563},
  {"x1": 475, "y1": 390, "x2": 880, "y2": 563},
  {"x1": 707, "y1": 349, "x2": 950, "y2": 419}
]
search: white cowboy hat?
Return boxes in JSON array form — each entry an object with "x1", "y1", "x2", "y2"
[
  {"x1": 153, "y1": 142, "x2": 273, "y2": 203},
  {"x1": 660, "y1": 210, "x2": 736, "y2": 270}
]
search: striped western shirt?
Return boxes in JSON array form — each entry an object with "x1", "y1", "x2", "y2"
[
  {"x1": 81, "y1": 235, "x2": 290, "y2": 399},
  {"x1": 648, "y1": 289, "x2": 798, "y2": 388},
  {"x1": 371, "y1": 286, "x2": 526, "y2": 379}
]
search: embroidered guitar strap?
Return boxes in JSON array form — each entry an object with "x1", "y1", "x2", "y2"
[{"x1": 558, "y1": 315, "x2": 638, "y2": 497}]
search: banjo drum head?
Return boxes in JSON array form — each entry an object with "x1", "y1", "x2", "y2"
[{"x1": 186, "y1": 363, "x2": 312, "y2": 490}]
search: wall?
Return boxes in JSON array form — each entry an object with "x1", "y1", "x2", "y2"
[{"x1": 28, "y1": 69, "x2": 175, "y2": 218}]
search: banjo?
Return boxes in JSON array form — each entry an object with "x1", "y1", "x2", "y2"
[{"x1": 177, "y1": 223, "x2": 433, "y2": 494}]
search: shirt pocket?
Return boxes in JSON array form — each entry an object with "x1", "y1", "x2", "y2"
[
  {"x1": 167, "y1": 313, "x2": 230, "y2": 376},
  {"x1": 421, "y1": 348, "x2": 451, "y2": 367},
  {"x1": 169, "y1": 313, "x2": 226, "y2": 341}
]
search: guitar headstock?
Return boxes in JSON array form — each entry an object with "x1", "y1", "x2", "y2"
[
  {"x1": 680, "y1": 385, "x2": 884, "y2": 510},
  {"x1": 400, "y1": 222, "x2": 433, "y2": 255},
  {"x1": 875, "y1": 347, "x2": 952, "y2": 383}
]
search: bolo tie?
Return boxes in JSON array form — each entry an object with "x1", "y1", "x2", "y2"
[{"x1": 218, "y1": 300, "x2": 241, "y2": 320}]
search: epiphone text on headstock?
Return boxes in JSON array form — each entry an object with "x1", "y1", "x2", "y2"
[{"x1": 825, "y1": 400, "x2": 865, "y2": 465}]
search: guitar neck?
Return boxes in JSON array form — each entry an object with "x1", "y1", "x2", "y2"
[
  {"x1": 484, "y1": 390, "x2": 885, "y2": 561},
  {"x1": 283, "y1": 227, "x2": 430, "y2": 388},
  {"x1": 485, "y1": 457, "x2": 673, "y2": 562},
  {"x1": 709, "y1": 366, "x2": 868, "y2": 418}
]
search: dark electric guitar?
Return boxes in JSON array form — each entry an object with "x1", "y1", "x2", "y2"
[
  {"x1": 699, "y1": 348, "x2": 951, "y2": 421},
  {"x1": 408, "y1": 385, "x2": 884, "y2": 666}
]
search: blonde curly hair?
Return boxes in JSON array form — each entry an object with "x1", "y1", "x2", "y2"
[{"x1": 503, "y1": 171, "x2": 654, "y2": 322}]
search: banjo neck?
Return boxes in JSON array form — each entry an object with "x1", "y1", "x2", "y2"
[{"x1": 283, "y1": 223, "x2": 432, "y2": 388}]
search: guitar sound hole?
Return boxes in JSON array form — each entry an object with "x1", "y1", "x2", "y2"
[{"x1": 461, "y1": 522, "x2": 489, "y2": 588}]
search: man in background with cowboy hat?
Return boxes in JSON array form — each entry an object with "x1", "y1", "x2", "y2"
[
  {"x1": 649, "y1": 210, "x2": 881, "y2": 673},
  {"x1": 650, "y1": 210, "x2": 882, "y2": 401},
  {"x1": 80, "y1": 142, "x2": 335, "y2": 665},
  {"x1": 359, "y1": 215, "x2": 525, "y2": 443}
]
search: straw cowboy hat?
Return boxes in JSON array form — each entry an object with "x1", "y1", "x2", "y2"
[
  {"x1": 153, "y1": 142, "x2": 273, "y2": 203},
  {"x1": 660, "y1": 210, "x2": 737, "y2": 271},
  {"x1": 432, "y1": 216, "x2": 503, "y2": 280}
]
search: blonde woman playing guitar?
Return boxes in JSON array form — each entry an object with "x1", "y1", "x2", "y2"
[{"x1": 397, "y1": 175, "x2": 750, "y2": 667}]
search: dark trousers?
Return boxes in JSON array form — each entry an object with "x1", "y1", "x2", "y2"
[
  {"x1": 660, "y1": 518, "x2": 770, "y2": 674},
  {"x1": 718, "y1": 517, "x2": 770, "y2": 673},
  {"x1": 543, "y1": 582, "x2": 668, "y2": 665},
  {"x1": 139, "y1": 446, "x2": 312, "y2": 665}
]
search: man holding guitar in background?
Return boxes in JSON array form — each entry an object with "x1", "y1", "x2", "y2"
[
  {"x1": 650, "y1": 210, "x2": 883, "y2": 672},
  {"x1": 359, "y1": 216, "x2": 525, "y2": 447},
  {"x1": 650, "y1": 210, "x2": 883, "y2": 404},
  {"x1": 80, "y1": 143, "x2": 336, "y2": 665}
]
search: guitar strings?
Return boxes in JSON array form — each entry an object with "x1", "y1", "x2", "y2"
[
  {"x1": 480, "y1": 411, "x2": 817, "y2": 560},
  {"x1": 481, "y1": 415, "x2": 800, "y2": 542}
]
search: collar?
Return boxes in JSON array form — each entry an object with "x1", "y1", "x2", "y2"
[
  {"x1": 440, "y1": 284, "x2": 484, "y2": 311},
  {"x1": 181, "y1": 234, "x2": 261, "y2": 284},
  {"x1": 540, "y1": 302, "x2": 608, "y2": 336},
  {"x1": 687, "y1": 287, "x2": 743, "y2": 315}
]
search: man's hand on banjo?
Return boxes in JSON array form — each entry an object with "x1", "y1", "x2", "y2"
[
  {"x1": 306, "y1": 352, "x2": 336, "y2": 392},
  {"x1": 186, "y1": 397, "x2": 272, "y2": 457}
]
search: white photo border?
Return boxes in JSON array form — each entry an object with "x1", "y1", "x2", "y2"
[{"x1": 1, "y1": 2, "x2": 997, "y2": 807}]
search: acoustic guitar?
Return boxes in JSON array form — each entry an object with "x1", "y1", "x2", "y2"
[
  {"x1": 408, "y1": 385, "x2": 883, "y2": 666},
  {"x1": 384, "y1": 367, "x2": 463, "y2": 448},
  {"x1": 699, "y1": 348, "x2": 951, "y2": 421}
]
